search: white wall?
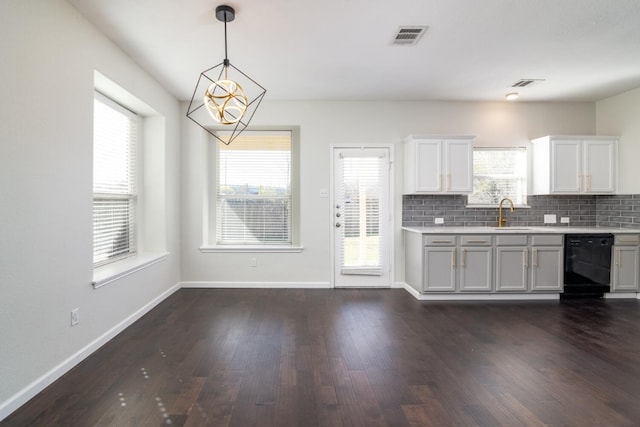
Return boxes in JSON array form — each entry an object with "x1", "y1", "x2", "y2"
[
  {"x1": 0, "y1": 0, "x2": 181, "y2": 417},
  {"x1": 181, "y1": 100, "x2": 596, "y2": 286},
  {"x1": 596, "y1": 87, "x2": 640, "y2": 194}
]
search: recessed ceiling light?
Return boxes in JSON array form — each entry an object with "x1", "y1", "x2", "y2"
[{"x1": 505, "y1": 92, "x2": 519, "y2": 101}]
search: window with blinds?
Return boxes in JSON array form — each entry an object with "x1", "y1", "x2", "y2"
[
  {"x1": 216, "y1": 131, "x2": 291, "y2": 245},
  {"x1": 468, "y1": 148, "x2": 527, "y2": 205},
  {"x1": 93, "y1": 93, "x2": 137, "y2": 267},
  {"x1": 338, "y1": 152, "x2": 384, "y2": 274}
]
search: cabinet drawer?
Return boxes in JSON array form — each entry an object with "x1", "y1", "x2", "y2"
[
  {"x1": 424, "y1": 235, "x2": 456, "y2": 246},
  {"x1": 460, "y1": 235, "x2": 492, "y2": 246},
  {"x1": 615, "y1": 234, "x2": 640, "y2": 245},
  {"x1": 530, "y1": 235, "x2": 563, "y2": 246},
  {"x1": 495, "y1": 235, "x2": 527, "y2": 246}
]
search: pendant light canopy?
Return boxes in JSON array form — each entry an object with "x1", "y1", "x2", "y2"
[{"x1": 186, "y1": 5, "x2": 266, "y2": 145}]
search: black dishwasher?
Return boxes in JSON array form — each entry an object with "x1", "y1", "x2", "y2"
[{"x1": 563, "y1": 234, "x2": 614, "y2": 297}]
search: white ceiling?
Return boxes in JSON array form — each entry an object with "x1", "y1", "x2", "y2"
[{"x1": 67, "y1": 0, "x2": 640, "y2": 103}]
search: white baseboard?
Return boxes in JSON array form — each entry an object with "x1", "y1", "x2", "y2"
[
  {"x1": 400, "y1": 283, "x2": 560, "y2": 301},
  {"x1": 0, "y1": 282, "x2": 181, "y2": 422},
  {"x1": 402, "y1": 283, "x2": 422, "y2": 298},
  {"x1": 180, "y1": 281, "x2": 332, "y2": 289},
  {"x1": 604, "y1": 292, "x2": 639, "y2": 299}
]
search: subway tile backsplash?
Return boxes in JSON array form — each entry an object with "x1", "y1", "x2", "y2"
[
  {"x1": 596, "y1": 194, "x2": 640, "y2": 229},
  {"x1": 403, "y1": 194, "x2": 640, "y2": 229}
]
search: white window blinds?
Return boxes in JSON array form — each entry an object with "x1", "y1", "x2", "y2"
[
  {"x1": 468, "y1": 148, "x2": 527, "y2": 205},
  {"x1": 93, "y1": 93, "x2": 137, "y2": 266},
  {"x1": 338, "y1": 151, "x2": 385, "y2": 273},
  {"x1": 216, "y1": 131, "x2": 292, "y2": 244}
]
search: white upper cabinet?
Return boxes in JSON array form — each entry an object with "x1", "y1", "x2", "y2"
[
  {"x1": 404, "y1": 136, "x2": 474, "y2": 194},
  {"x1": 531, "y1": 136, "x2": 618, "y2": 195}
]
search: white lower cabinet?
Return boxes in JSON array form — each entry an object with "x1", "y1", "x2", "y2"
[
  {"x1": 495, "y1": 234, "x2": 563, "y2": 293},
  {"x1": 495, "y1": 246, "x2": 528, "y2": 291},
  {"x1": 410, "y1": 232, "x2": 565, "y2": 295},
  {"x1": 422, "y1": 235, "x2": 491, "y2": 292},
  {"x1": 529, "y1": 246, "x2": 563, "y2": 291},
  {"x1": 458, "y1": 236, "x2": 492, "y2": 292},
  {"x1": 611, "y1": 235, "x2": 640, "y2": 292},
  {"x1": 423, "y1": 246, "x2": 457, "y2": 291}
]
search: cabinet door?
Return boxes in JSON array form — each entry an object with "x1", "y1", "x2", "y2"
[
  {"x1": 495, "y1": 247, "x2": 528, "y2": 291},
  {"x1": 583, "y1": 140, "x2": 616, "y2": 193},
  {"x1": 551, "y1": 140, "x2": 581, "y2": 193},
  {"x1": 443, "y1": 139, "x2": 473, "y2": 193},
  {"x1": 423, "y1": 247, "x2": 456, "y2": 291},
  {"x1": 414, "y1": 140, "x2": 442, "y2": 192},
  {"x1": 612, "y1": 246, "x2": 640, "y2": 291},
  {"x1": 530, "y1": 247, "x2": 563, "y2": 291},
  {"x1": 459, "y1": 247, "x2": 492, "y2": 292}
]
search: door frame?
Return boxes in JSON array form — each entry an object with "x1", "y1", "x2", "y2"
[{"x1": 329, "y1": 144, "x2": 395, "y2": 288}]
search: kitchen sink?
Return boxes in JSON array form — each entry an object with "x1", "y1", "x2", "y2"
[{"x1": 492, "y1": 227, "x2": 531, "y2": 231}]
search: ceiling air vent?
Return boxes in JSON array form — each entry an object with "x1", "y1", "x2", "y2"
[
  {"x1": 511, "y1": 79, "x2": 545, "y2": 88},
  {"x1": 393, "y1": 26, "x2": 428, "y2": 45}
]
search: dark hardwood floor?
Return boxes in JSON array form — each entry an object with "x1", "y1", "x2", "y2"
[{"x1": 3, "y1": 289, "x2": 640, "y2": 426}]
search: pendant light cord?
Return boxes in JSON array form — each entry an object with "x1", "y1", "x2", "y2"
[
  {"x1": 223, "y1": 12, "x2": 229, "y2": 79},
  {"x1": 224, "y1": 14, "x2": 228, "y2": 62}
]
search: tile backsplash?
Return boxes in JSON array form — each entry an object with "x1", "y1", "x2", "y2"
[
  {"x1": 403, "y1": 194, "x2": 640, "y2": 229},
  {"x1": 596, "y1": 194, "x2": 640, "y2": 228}
]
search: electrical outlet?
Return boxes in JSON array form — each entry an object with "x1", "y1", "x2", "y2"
[
  {"x1": 434, "y1": 218, "x2": 444, "y2": 224},
  {"x1": 71, "y1": 308, "x2": 79, "y2": 326},
  {"x1": 561, "y1": 217, "x2": 570, "y2": 224},
  {"x1": 319, "y1": 188, "x2": 329, "y2": 198},
  {"x1": 250, "y1": 257, "x2": 257, "y2": 267},
  {"x1": 543, "y1": 214, "x2": 557, "y2": 224}
]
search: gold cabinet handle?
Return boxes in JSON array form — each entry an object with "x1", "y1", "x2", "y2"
[
  {"x1": 533, "y1": 249, "x2": 538, "y2": 268},
  {"x1": 431, "y1": 240, "x2": 453, "y2": 244},
  {"x1": 587, "y1": 175, "x2": 592, "y2": 191},
  {"x1": 452, "y1": 248, "x2": 456, "y2": 267},
  {"x1": 616, "y1": 248, "x2": 621, "y2": 267},
  {"x1": 466, "y1": 240, "x2": 488, "y2": 244},
  {"x1": 461, "y1": 248, "x2": 466, "y2": 267},
  {"x1": 447, "y1": 174, "x2": 451, "y2": 191},
  {"x1": 523, "y1": 249, "x2": 528, "y2": 268},
  {"x1": 438, "y1": 175, "x2": 442, "y2": 191}
]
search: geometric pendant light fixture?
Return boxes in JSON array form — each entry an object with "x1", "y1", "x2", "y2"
[{"x1": 186, "y1": 5, "x2": 266, "y2": 145}]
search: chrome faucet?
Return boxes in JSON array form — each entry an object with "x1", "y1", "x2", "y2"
[{"x1": 498, "y1": 197, "x2": 514, "y2": 227}]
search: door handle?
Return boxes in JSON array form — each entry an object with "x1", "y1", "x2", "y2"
[
  {"x1": 533, "y1": 249, "x2": 538, "y2": 268},
  {"x1": 523, "y1": 249, "x2": 528, "y2": 268},
  {"x1": 461, "y1": 248, "x2": 466, "y2": 267}
]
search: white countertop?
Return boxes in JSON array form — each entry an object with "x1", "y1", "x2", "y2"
[{"x1": 402, "y1": 226, "x2": 640, "y2": 234}]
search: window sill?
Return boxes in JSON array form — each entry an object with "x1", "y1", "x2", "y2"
[
  {"x1": 465, "y1": 204, "x2": 531, "y2": 209},
  {"x1": 199, "y1": 245, "x2": 304, "y2": 253},
  {"x1": 92, "y1": 252, "x2": 169, "y2": 289}
]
